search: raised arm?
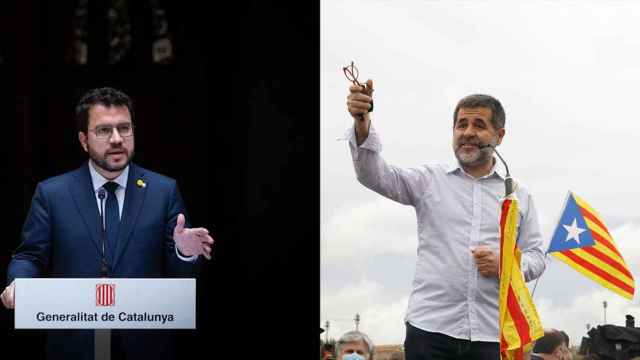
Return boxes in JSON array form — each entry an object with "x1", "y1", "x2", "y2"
[
  {"x1": 345, "y1": 79, "x2": 430, "y2": 206},
  {"x1": 347, "y1": 79, "x2": 374, "y2": 146}
]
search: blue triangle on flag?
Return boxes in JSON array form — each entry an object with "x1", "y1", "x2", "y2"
[{"x1": 547, "y1": 192, "x2": 596, "y2": 253}]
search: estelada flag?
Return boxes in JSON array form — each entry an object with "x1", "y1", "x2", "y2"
[
  {"x1": 548, "y1": 191, "x2": 635, "y2": 300},
  {"x1": 499, "y1": 194, "x2": 544, "y2": 360}
]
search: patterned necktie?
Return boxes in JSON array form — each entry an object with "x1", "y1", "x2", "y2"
[{"x1": 103, "y1": 181, "x2": 120, "y2": 266}]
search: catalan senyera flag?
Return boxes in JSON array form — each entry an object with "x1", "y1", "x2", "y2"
[
  {"x1": 499, "y1": 195, "x2": 544, "y2": 360},
  {"x1": 548, "y1": 191, "x2": 635, "y2": 300}
]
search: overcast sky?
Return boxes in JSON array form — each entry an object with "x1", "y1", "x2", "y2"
[{"x1": 321, "y1": 0, "x2": 640, "y2": 349}]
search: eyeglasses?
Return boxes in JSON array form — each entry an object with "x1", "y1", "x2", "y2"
[
  {"x1": 342, "y1": 61, "x2": 364, "y2": 88},
  {"x1": 342, "y1": 61, "x2": 374, "y2": 120},
  {"x1": 89, "y1": 123, "x2": 134, "y2": 140}
]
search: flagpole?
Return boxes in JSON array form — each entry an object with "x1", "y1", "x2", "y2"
[{"x1": 530, "y1": 253, "x2": 549, "y2": 298}]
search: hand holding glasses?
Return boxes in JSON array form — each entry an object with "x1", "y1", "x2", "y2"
[{"x1": 343, "y1": 61, "x2": 373, "y2": 122}]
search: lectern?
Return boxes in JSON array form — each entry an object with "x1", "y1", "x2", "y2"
[{"x1": 14, "y1": 278, "x2": 196, "y2": 360}]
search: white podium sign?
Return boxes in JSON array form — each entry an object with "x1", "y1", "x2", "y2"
[{"x1": 14, "y1": 278, "x2": 196, "y2": 329}]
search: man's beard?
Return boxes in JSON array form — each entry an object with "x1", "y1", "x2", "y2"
[
  {"x1": 88, "y1": 146, "x2": 133, "y2": 173},
  {"x1": 454, "y1": 137, "x2": 496, "y2": 168}
]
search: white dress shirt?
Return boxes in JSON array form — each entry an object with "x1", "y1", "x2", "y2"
[
  {"x1": 88, "y1": 161, "x2": 196, "y2": 262},
  {"x1": 343, "y1": 125, "x2": 546, "y2": 342}
]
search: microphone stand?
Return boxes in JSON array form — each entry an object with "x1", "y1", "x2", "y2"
[
  {"x1": 486, "y1": 144, "x2": 546, "y2": 298},
  {"x1": 95, "y1": 188, "x2": 111, "y2": 360},
  {"x1": 484, "y1": 144, "x2": 513, "y2": 197},
  {"x1": 98, "y1": 189, "x2": 108, "y2": 278}
]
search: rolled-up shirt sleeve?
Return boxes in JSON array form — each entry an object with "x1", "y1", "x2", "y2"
[{"x1": 342, "y1": 125, "x2": 431, "y2": 207}]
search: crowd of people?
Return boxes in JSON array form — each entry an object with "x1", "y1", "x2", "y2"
[{"x1": 321, "y1": 328, "x2": 579, "y2": 360}]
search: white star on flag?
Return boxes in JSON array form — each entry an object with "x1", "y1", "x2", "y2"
[{"x1": 563, "y1": 218, "x2": 586, "y2": 244}]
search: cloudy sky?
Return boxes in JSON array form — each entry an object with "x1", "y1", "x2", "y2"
[{"x1": 321, "y1": 0, "x2": 640, "y2": 349}]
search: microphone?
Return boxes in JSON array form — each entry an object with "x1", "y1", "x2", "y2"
[
  {"x1": 97, "y1": 189, "x2": 109, "y2": 277},
  {"x1": 479, "y1": 143, "x2": 513, "y2": 197}
]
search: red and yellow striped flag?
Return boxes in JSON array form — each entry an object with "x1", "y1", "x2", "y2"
[
  {"x1": 548, "y1": 192, "x2": 635, "y2": 300},
  {"x1": 499, "y1": 195, "x2": 544, "y2": 360}
]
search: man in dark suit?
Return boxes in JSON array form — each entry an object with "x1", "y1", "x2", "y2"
[{"x1": 0, "y1": 87, "x2": 214, "y2": 359}]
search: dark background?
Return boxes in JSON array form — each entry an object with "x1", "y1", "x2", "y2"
[{"x1": 0, "y1": 1, "x2": 319, "y2": 357}]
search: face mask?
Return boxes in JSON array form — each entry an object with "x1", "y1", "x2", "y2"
[{"x1": 343, "y1": 353, "x2": 366, "y2": 360}]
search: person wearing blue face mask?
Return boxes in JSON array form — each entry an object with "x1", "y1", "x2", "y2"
[
  {"x1": 344, "y1": 353, "x2": 366, "y2": 360},
  {"x1": 337, "y1": 330, "x2": 375, "y2": 360}
]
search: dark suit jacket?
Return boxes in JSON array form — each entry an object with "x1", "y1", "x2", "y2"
[{"x1": 8, "y1": 162, "x2": 201, "y2": 359}]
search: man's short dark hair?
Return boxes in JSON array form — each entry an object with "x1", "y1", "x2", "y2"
[
  {"x1": 533, "y1": 329, "x2": 565, "y2": 354},
  {"x1": 453, "y1": 94, "x2": 505, "y2": 131},
  {"x1": 76, "y1": 87, "x2": 134, "y2": 133}
]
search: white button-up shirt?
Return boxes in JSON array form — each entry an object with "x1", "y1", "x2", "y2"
[
  {"x1": 89, "y1": 161, "x2": 128, "y2": 220},
  {"x1": 344, "y1": 125, "x2": 545, "y2": 342}
]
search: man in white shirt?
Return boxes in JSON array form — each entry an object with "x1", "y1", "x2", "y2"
[{"x1": 344, "y1": 80, "x2": 546, "y2": 360}]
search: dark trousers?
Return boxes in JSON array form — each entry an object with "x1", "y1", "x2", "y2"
[{"x1": 404, "y1": 322, "x2": 499, "y2": 360}]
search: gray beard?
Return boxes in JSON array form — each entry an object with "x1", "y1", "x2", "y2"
[
  {"x1": 454, "y1": 137, "x2": 497, "y2": 168},
  {"x1": 455, "y1": 146, "x2": 493, "y2": 167}
]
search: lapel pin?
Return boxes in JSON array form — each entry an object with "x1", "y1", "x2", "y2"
[{"x1": 136, "y1": 179, "x2": 147, "y2": 188}]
